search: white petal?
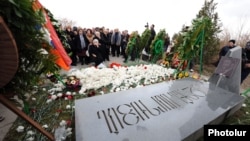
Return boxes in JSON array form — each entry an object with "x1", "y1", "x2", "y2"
[
  {"x1": 26, "y1": 137, "x2": 34, "y2": 141},
  {"x1": 16, "y1": 126, "x2": 24, "y2": 132},
  {"x1": 66, "y1": 105, "x2": 71, "y2": 109},
  {"x1": 42, "y1": 124, "x2": 49, "y2": 129},
  {"x1": 27, "y1": 130, "x2": 35, "y2": 135},
  {"x1": 60, "y1": 120, "x2": 67, "y2": 126}
]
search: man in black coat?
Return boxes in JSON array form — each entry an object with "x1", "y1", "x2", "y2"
[
  {"x1": 214, "y1": 39, "x2": 236, "y2": 66},
  {"x1": 241, "y1": 41, "x2": 250, "y2": 83}
]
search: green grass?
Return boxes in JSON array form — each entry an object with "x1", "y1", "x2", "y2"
[{"x1": 222, "y1": 96, "x2": 250, "y2": 125}]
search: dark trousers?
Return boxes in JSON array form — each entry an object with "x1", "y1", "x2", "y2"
[
  {"x1": 111, "y1": 45, "x2": 120, "y2": 57},
  {"x1": 121, "y1": 43, "x2": 127, "y2": 56},
  {"x1": 241, "y1": 68, "x2": 250, "y2": 84},
  {"x1": 85, "y1": 56, "x2": 91, "y2": 64},
  {"x1": 91, "y1": 56, "x2": 103, "y2": 67},
  {"x1": 105, "y1": 46, "x2": 110, "y2": 61},
  {"x1": 78, "y1": 55, "x2": 85, "y2": 65},
  {"x1": 70, "y1": 51, "x2": 77, "y2": 65},
  {"x1": 189, "y1": 59, "x2": 194, "y2": 69}
]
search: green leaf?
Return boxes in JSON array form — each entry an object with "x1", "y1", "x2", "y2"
[
  {"x1": 8, "y1": 0, "x2": 18, "y2": 6},
  {"x1": 13, "y1": 7, "x2": 22, "y2": 17}
]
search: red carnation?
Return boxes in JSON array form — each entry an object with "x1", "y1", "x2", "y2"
[
  {"x1": 66, "y1": 120, "x2": 72, "y2": 126},
  {"x1": 67, "y1": 95, "x2": 73, "y2": 100},
  {"x1": 56, "y1": 109, "x2": 62, "y2": 113}
]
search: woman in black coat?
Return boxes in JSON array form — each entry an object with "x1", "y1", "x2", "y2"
[{"x1": 88, "y1": 39, "x2": 104, "y2": 67}]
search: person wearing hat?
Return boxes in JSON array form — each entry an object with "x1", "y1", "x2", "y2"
[
  {"x1": 214, "y1": 39, "x2": 236, "y2": 66},
  {"x1": 219, "y1": 39, "x2": 236, "y2": 57}
]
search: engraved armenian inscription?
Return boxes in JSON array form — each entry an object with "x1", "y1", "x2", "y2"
[{"x1": 97, "y1": 85, "x2": 208, "y2": 134}]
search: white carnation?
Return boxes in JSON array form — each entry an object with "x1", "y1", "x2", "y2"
[
  {"x1": 42, "y1": 124, "x2": 49, "y2": 129},
  {"x1": 66, "y1": 105, "x2": 71, "y2": 109},
  {"x1": 16, "y1": 126, "x2": 24, "y2": 132}
]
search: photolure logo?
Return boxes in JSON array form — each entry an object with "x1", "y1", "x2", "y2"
[{"x1": 204, "y1": 125, "x2": 250, "y2": 141}]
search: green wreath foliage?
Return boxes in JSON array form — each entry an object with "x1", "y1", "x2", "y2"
[
  {"x1": 139, "y1": 28, "x2": 151, "y2": 52},
  {"x1": 125, "y1": 31, "x2": 140, "y2": 56},
  {"x1": 0, "y1": 0, "x2": 65, "y2": 95},
  {"x1": 150, "y1": 29, "x2": 167, "y2": 63},
  {"x1": 174, "y1": 17, "x2": 211, "y2": 71}
]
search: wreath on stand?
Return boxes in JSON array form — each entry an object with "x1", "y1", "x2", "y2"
[
  {"x1": 171, "y1": 17, "x2": 209, "y2": 79},
  {"x1": 125, "y1": 31, "x2": 140, "y2": 62},
  {"x1": 140, "y1": 28, "x2": 151, "y2": 54},
  {"x1": 150, "y1": 29, "x2": 167, "y2": 63}
]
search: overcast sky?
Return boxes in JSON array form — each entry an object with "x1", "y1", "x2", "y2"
[{"x1": 39, "y1": 0, "x2": 250, "y2": 37}]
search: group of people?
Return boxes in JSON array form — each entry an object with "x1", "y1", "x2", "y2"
[
  {"x1": 64, "y1": 25, "x2": 250, "y2": 84},
  {"x1": 65, "y1": 26, "x2": 130, "y2": 67},
  {"x1": 216, "y1": 39, "x2": 250, "y2": 84},
  {"x1": 64, "y1": 24, "x2": 158, "y2": 67}
]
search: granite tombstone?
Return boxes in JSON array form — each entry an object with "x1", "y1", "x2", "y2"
[{"x1": 75, "y1": 47, "x2": 245, "y2": 141}]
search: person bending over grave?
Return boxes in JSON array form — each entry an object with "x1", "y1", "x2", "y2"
[
  {"x1": 241, "y1": 41, "x2": 250, "y2": 83},
  {"x1": 215, "y1": 39, "x2": 250, "y2": 84},
  {"x1": 215, "y1": 39, "x2": 236, "y2": 66},
  {"x1": 88, "y1": 39, "x2": 104, "y2": 67}
]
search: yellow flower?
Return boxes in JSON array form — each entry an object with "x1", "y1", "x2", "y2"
[
  {"x1": 178, "y1": 72, "x2": 183, "y2": 78},
  {"x1": 192, "y1": 73, "x2": 199, "y2": 79}
]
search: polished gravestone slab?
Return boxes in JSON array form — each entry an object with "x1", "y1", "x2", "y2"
[
  {"x1": 75, "y1": 46, "x2": 245, "y2": 141},
  {"x1": 209, "y1": 46, "x2": 242, "y2": 94},
  {"x1": 75, "y1": 78, "x2": 245, "y2": 141}
]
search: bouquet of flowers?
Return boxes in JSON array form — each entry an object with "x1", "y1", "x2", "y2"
[
  {"x1": 46, "y1": 72, "x2": 57, "y2": 83},
  {"x1": 65, "y1": 76, "x2": 81, "y2": 91}
]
